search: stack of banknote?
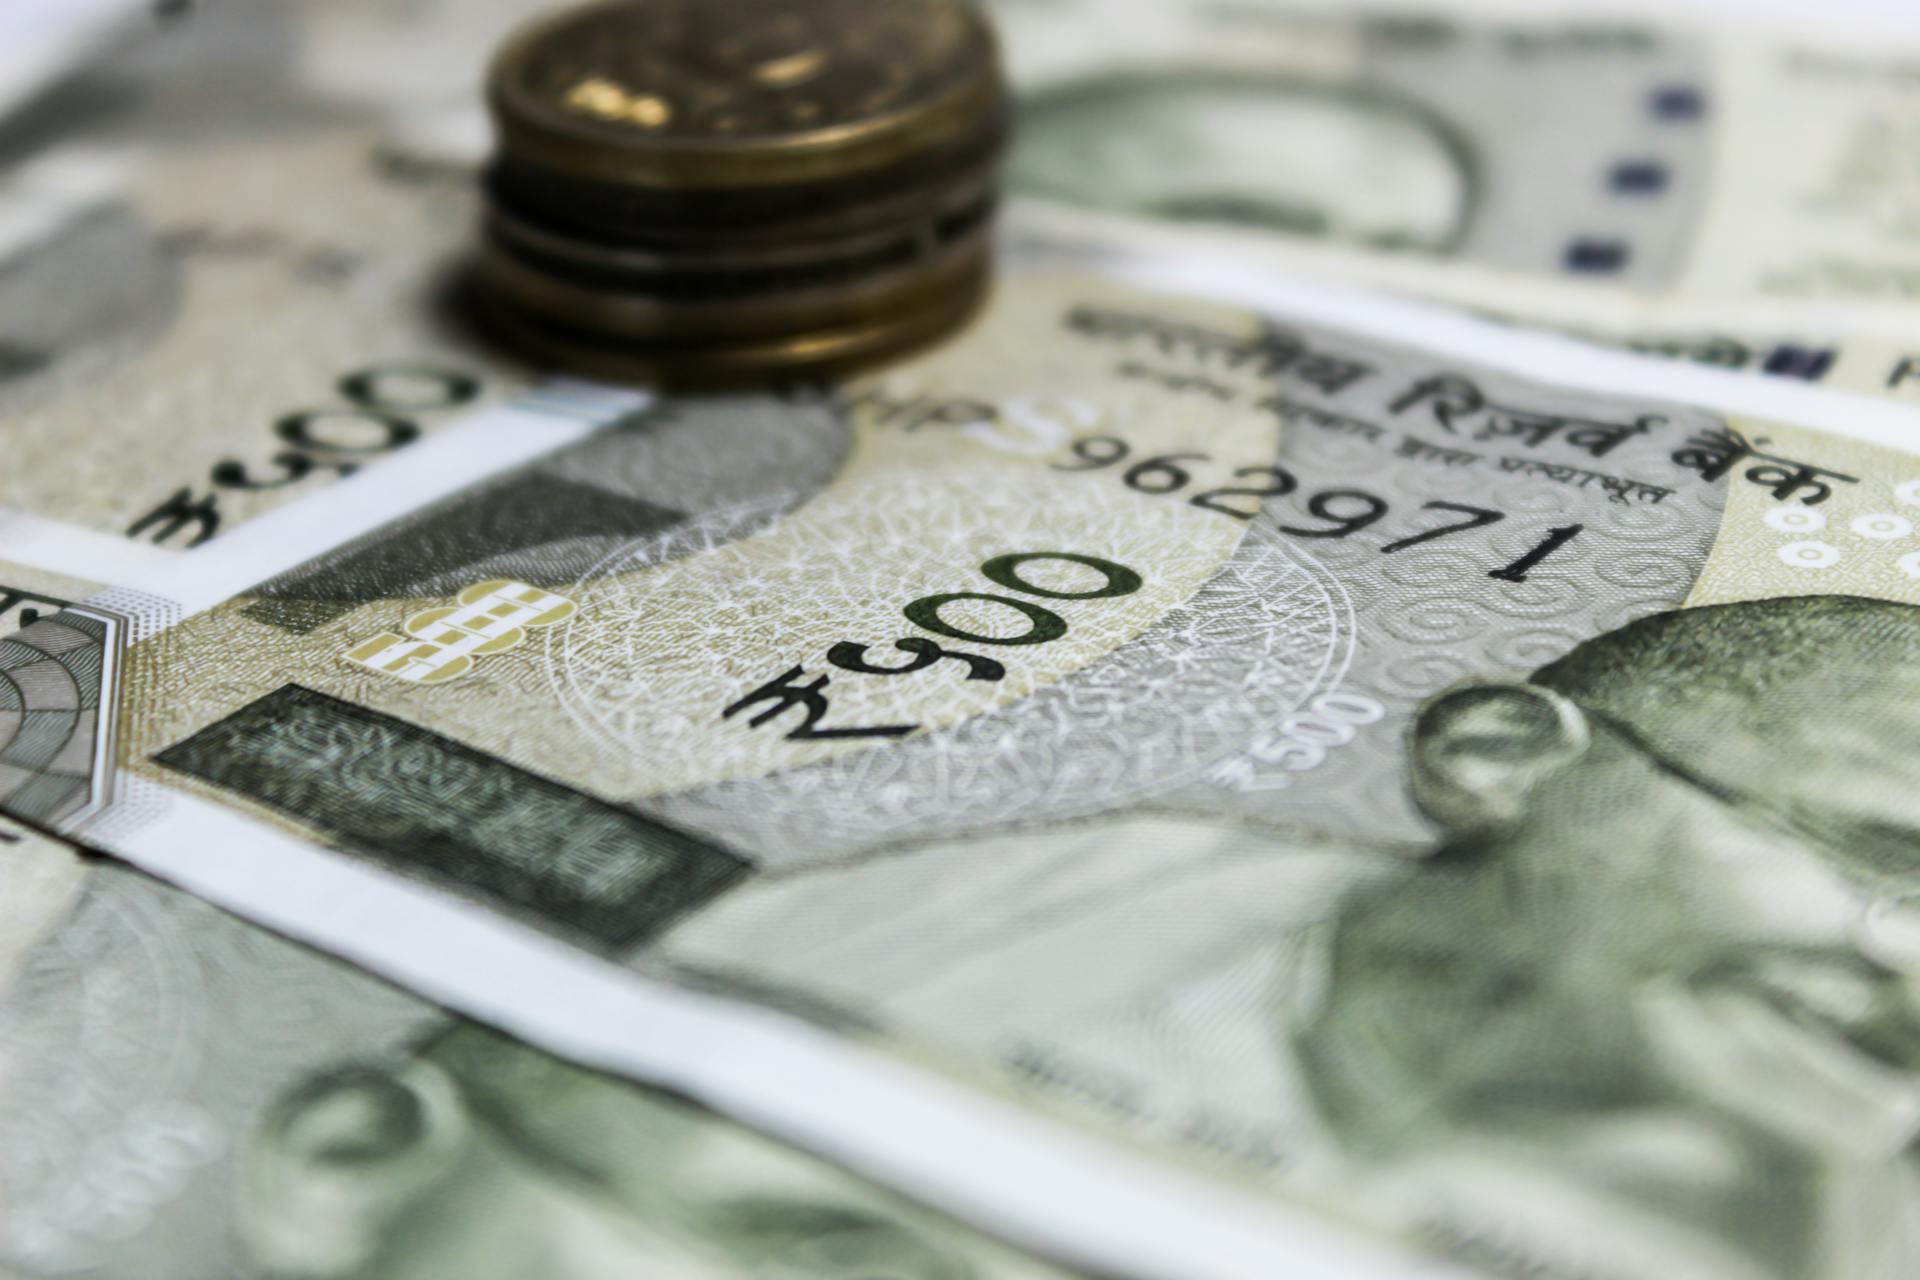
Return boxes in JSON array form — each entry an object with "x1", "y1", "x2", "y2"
[{"x1": 3, "y1": 2, "x2": 1920, "y2": 1278}]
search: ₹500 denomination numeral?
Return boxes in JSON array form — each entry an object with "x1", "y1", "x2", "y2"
[
  {"x1": 724, "y1": 551, "x2": 1144, "y2": 743},
  {"x1": 126, "y1": 363, "x2": 482, "y2": 548}
]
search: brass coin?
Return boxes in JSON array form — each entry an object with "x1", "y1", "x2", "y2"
[
  {"x1": 488, "y1": 0, "x2": 1004, "y2": 190},
  {"x1": 475, "y1": 0, "x2": 1008, "y2": 385},
  {"x1": 471, "y1": 248, "x2": 991, "y2": 388},
  {"x1": 477, "y1": 221, "x2": 991, "y2": 343},
  {"x1": 484, "y1": 124, "x2": 1005, "y2": 244},
  {"x1": 482, "y1": 176, "x2": 995, "y2": 284}
]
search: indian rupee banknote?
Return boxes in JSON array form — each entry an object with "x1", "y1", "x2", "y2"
[
  {"x1": 0, "y1": 846, "x2": 1083, "y2": 1280},
  {"x1": 0, "y1": 0, "x2": 558, "y2": 551},
  {"x1": 11, "y1": 241, "x2": 1920, "y2": 1278},
  {"x1": 998, "y1": 0, "x2": 1920, "y2": 397}
]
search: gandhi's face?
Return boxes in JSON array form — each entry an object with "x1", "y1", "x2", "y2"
[
  {"x1": 1419, "y1": 681, "x2": 1920, "y2": 1164},
  {"x1": 1011, "y1": 72, "x2": 1469, "y2": 250},
  {"x1": 242, "y1": 1043, "x2": 979, "y2": 1280}
]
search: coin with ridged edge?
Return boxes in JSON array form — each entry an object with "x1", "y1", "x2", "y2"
[{"x1": 475, "y1": 0, "x2": 1008, "y2": 387}]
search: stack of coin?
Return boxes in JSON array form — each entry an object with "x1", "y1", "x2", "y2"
[{"x1": 477, "y1": 0, "x2": 1009, "y2": 387}]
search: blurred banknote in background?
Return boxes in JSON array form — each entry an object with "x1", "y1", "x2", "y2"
[
  {"x1": 998, "y1": 0, "x2": 1920, "y2": 400},
  {"x1": 6, "y1": 2, "x2": 1920, "y2": 1280}
]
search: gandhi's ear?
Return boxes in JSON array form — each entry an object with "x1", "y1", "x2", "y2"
[{"x1": 1410, "y1": 681, "x2": 1590, "y2": 832}]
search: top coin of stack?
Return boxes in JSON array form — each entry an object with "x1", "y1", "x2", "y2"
[{"x1": 478, "y1": 0, "x2": 1009, "y2": 387}]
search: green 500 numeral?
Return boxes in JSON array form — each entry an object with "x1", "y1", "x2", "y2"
[{"x1": 903, "y1": 552, "x2": 1143, "y2": 646}]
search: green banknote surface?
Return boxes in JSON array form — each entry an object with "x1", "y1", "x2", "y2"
[
  {"x1": 0, "y1": 844, "x2": 1080, "y2": 1280},
  {"x1": 0, "y1": 539, "x2": 1068, "y2": 1280},
  {"x1": 16, "y1": 259, "x2": 1920, "y2": 1279},
  {"x1": 0, "y1": 0, "x2": 561, "y2": 549},
  {"x1": 999, "y1": 0, "x2": 1920, "y2": 391}
]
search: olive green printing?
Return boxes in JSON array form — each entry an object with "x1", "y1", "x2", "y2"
[
  {"x1": 1301, "y1": 595, "x2": 1920, "y2": 1277},
  {"x1": 1012, "y1": 72, "x2": 1479, "y2": 255},
  {"x1": 656, "y1": 592, "x2": 1920, "y2": 1279},
  {"x1": 241, "y1": 1023, "x2": 1067, "y2": 1280},
  {"x1": 0, "y1": 861, "x2": 1074, "y2": 1280}
]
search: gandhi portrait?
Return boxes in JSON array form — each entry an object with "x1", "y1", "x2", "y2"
[
  {"x1": 1010, "y1": 71, "x2": 1473, "y2": 253},
  {"x1": 1294, "y1": 595, "x2": 1920, "y2": 1278},
  {"x1": 239, "y1": 1024, "x2": 1040, "y2": 1280}
]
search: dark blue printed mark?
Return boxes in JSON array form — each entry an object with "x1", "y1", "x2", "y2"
[
  {"x1": 1563, "y1": 239, "x2": 1631, "y2": 275},
  {"x1": 1650, "y1": 85, "x2": 1707, "y2": 121},
  {"x1": 1608, "y1": 160, "x2": 1670, "y2": 195},
  {"x1": 1762, "y1": 345, "x2": 1836, "y2": 382}
]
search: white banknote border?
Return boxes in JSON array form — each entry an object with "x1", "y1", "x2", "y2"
[
  {"x1": 0, "y1": 506, "x2": 174, "y2": 586},
  {"x1": 59, "y1": 261, "x2": 1920, "y2": 1280}
]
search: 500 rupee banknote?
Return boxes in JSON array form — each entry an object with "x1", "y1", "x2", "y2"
[{"x1": 11, "y1": 249, "x2": 1920, "y2": 1280}]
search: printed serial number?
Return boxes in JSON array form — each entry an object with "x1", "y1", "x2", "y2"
[{"x1": 1054, "y1": 435, "x2": 1583, "y2": 583}]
